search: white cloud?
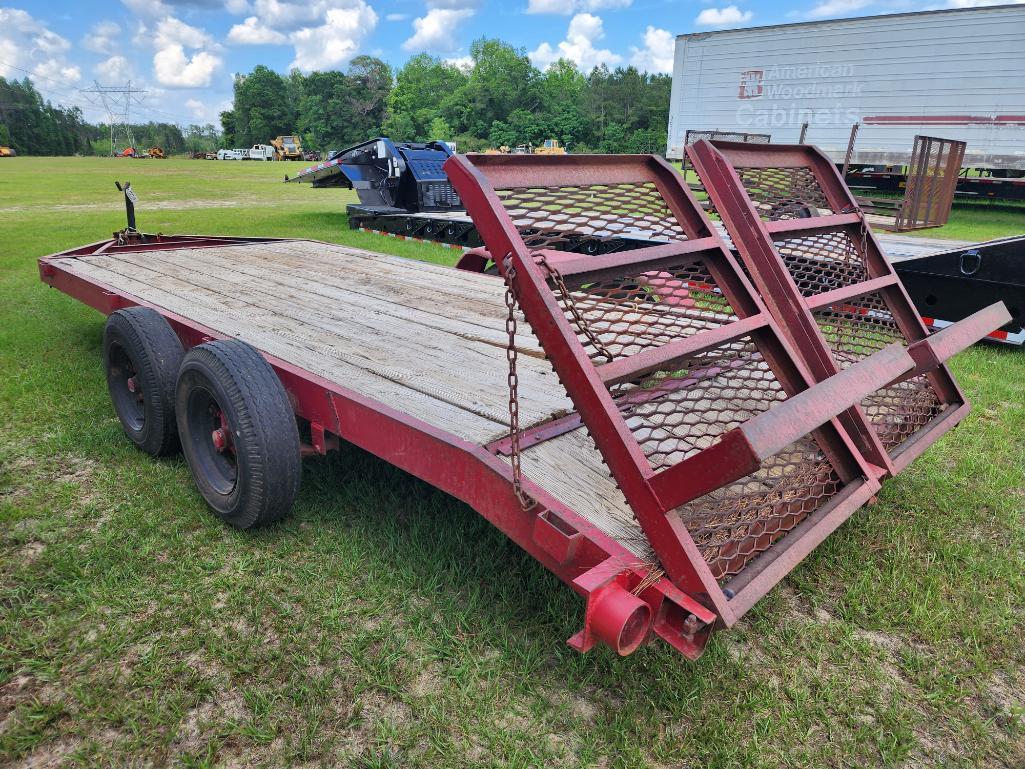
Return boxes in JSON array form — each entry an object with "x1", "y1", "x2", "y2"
[
  {"x1": 527, "y1": 0, "x2": 576, "y2": 12},
  {"x1": 153, "y1": 45, "x2": 222, "y2": 87},
  {"x1": 225, "y1": 0, "x2": 253, "y2": 12},
  {"x1": 225, "y1": 0, "x2": 378, "y2": 70},
  {"x1": 402, "y1": 8, "x2": 474, "y2": 52},
  {"x1": 695, "y1": 5, "x2": 752, "y2": 26},
  {"x1": 236, "y1": 0, "x2": 370, "y2": 30},
  {"x1": 526, "y1": 0, "x2": 630, "y2": 14},
  {"x1": 154, "y1": 16, "x2": 217, "y2": 49},
  {"x1": 185, "y1": 97, "x2": 210, "y2": 120},
  {"x1": 138, "y1": 16, "x2": 223, "y2": 87},
  {"x1": 629, "y1": 25, "x2": 673, "y2": 74},
  {"x1": 290, "y1": 3, "x2": 379, "y2": 70},
  {"x1": 445, "y1": 55, "x2": 474, "y2": 70},
  {"x1": 386, "y1": 12, "x2": 409, "y2": 20},
  {"x1": 32, "y1": 58, "x2": 82, "y2": 84},
  {"x1": 181, "y1": 96, "x2": 231, "y2": 123},
  {"x1": 83, "y1": 21, "x2": 121, "y2": 55},
  {"x1": 96, "y1": 55, "x2": 133, "y2": 81},
  {"x1": 806, "y1": 0, "x2": 872, "y2": 17},
  {"x1": 121, "y1": 0, "x2": 171, "y2": 19},
  {"x1": 228, "y1": 16, "x2": 288, "y2": 44},
  {"x1": 529, "y1": 12, "x2": 622, "y2": 71},
  {"x1": 0, "y1": 8, "x2": 81, "y2": 91}
]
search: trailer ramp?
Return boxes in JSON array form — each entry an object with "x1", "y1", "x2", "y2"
[
  {"x1": 687, "y1": 140, "x2": 1008, "y2": 475},
  {"x1": 445, "y1": 153, "x2": 985, "y2": 632}
]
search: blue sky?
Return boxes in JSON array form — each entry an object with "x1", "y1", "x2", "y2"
[{"x1": 0, "y1": 0, "x2": 1004, "y2": 126}]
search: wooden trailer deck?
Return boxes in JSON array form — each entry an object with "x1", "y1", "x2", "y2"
[{"x1": 59, "y1": 238, "x2": 655, "y2": 558}]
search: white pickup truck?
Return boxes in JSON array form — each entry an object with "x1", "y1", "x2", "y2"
[
  {"x1": 246, "y1": 144, "x2": 275, "y2": 161},
  {"x1": 216, "y1": 148, "x2": 245, "y2": 161}
]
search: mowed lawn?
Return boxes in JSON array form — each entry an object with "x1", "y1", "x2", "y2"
[{"x1": 1, "y1": 156, "x2": 1024, "y2": 768}]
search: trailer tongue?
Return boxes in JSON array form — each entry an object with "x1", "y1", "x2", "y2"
[{"x1": 40, "y1": 150, "x2": 1007, "y2": 660}]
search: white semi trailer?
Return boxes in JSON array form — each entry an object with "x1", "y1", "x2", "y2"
[{"x1": 667, "y1": 5, "x2": 1025, "y2": 173}]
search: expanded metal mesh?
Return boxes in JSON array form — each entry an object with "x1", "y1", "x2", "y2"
[
  {"x1": 609, "y1": 335, "x2": 843, "y2": 580},
  {"x1": 773, "y1": 231, "x2": 869, "y2": 298},
  {"x1": 895, "y1": 135, "x2": 966, "y2": 231},
  {"x1": 616, "y1": 337, "x2": 787, "y2": 472},
  {"x1": 814, "y1": 292, "x2": 943, "y2": 450},
  {"x1": 546, "y1": 257, "x2": 738, "y2": 363},
  {"x1": 496, "y1": 182, "x2": 689, "y2": 251},
  {"x1": 686, "y1": 130, "x2": 772, "y2": 145},
  {"x1": 732, "y1": 166, "x2": 833, "y2": 219},
  {"x1": 482, "y1": 160, "x2": 859, "y2": 587},
  {"x1": 676, "y1": 437, "x2": 841, "y2": 582}
]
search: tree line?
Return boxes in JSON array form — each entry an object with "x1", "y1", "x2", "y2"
[
  {"x1": 2, "y1": 37, "x2": 671, "y2": 157},
  {"x1": 0, "y1": 76, "x2": 222, "y2": 156},
  {"x1": 223, "y1": 38, "x2": 671, "y2": 154}
]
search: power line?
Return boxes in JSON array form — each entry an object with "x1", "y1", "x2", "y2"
[
  {"x1": 81, "y1": 80, "x2": 148, "y2": 154},
  {"x1": 0, "y1": 59, "x2": 208, "y2": 126}
]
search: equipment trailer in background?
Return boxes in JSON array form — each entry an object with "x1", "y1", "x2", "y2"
[{"x1": 40, "y1": 151, "x2": 1007, "y2": 659}]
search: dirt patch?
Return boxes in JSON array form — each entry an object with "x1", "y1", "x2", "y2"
[
  {"x1": 171, "y1": 689, "x2": 249, "y2": 756},
  {"x1": 16, "y1": 541, "x2": 46, "y2": 563},
  {"x1": 853, "y1": 627, "x2": 904, "y2": 656},
  {"x1": 6, "y1": 737, "x2": 83, "y2": 769},
  {"x1": 543, "y1": 686, "x2": 598, "y2": 724},
  {"x1": 409, "y1": 663, "x2": 445, "y2": 698},
  {"x1": 0, "y1": 454, "x2": 99, "y2": 507}
]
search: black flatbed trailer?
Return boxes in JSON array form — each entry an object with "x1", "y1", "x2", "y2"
[{"x1": 893, "y1": 235, "x2": 1025, "y2": 345}]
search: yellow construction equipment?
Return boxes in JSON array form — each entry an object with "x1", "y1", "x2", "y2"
[
  {"x1": 0, "y1": 146, "x2": 17, "y2": 157},
  {"x1": 534, "y1": 139, "x2": 566, "y2": 155},
  {"x1": 270, "y1": 135, "x2": 304, "y2": 161},
  {"x1": 146, "y1": 147, "x2": 166, "y2": 159}
]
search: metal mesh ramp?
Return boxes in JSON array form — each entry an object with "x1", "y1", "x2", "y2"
[
  {"x1": 688, "y1": 140, "x2": 1006, "y2": 476},
  {"x1": 444, "y1": 153, "x2": 926, "y2": 625}
]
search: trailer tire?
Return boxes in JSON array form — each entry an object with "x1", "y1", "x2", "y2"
[
  {"x1": 103, "y1": 307, "x2": 185, "y2": 456},
  {"x1": 175, "y1": 340, "x2": 300, "y2": 529}
]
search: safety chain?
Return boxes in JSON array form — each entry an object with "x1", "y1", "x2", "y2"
[
  {"x1": 502, "y1": 254, "x2": 536, "y2": 511},
  {"x1": 840, "y1": 203, "x2": 870, "y2": 261},
  {"x1": 535, "y1": 254, "x2": 615, "y2": 365}
]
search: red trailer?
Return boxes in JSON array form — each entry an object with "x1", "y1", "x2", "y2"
[{"x1": 38, "y1": 150, "x2": 1007, "y2": 659}]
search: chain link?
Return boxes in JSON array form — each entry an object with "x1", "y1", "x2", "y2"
[
  {"x1": 535, "y1": 254, "x2": 615, "y2": 365},
  {"x1": 502, "y1": 254, "x2": 536, "y2": 511},
  {"x1": 840, "y1": 203, "x2": 870, "y2": 263}
]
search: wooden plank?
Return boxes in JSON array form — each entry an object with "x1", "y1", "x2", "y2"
[
  {"x1": 64, "y1": 257, "x2": 517, "y2": 443},
  {"x1": 150, "y1": 243, "x2": 544, "y2": 356},
  {"x1": 514, "y1": 426, "x2": 654, "y2": 560},
  {"x1": 77, "y1": 251, "x2": 573, "y2": 433}
]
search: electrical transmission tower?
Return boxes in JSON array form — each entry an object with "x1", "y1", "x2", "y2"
[{"x1": 81, "y1": 81, "x2": 147, "y2": 155}]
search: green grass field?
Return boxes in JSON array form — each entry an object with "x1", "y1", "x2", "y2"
[{"x1": 1, "y1": 156, "x2": 1024, "y2": 768}]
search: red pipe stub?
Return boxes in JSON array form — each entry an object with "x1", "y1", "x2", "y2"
[{"x1": 590, "y1": 584, "x2": 652, "y2": 656}]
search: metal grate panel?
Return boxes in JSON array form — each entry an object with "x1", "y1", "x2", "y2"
[
  {"x1": 546, "y1": 256, "x2": 738, "y2": 363},
  {"x1": 678, "y1": 437, "x2": 841, "y2": 582},
  {"x1": 446, "y1": 152, "x2": 896, "y2": 627},
  {"x1": 814, "y1": 292, "x2": 944, "y2": 449},
  {"x1": 733, "y1": 166, "x2": 833, "y2": 219},
  {"x1": 616, "y1": 337, "x2": 787, "y2": 472},
  {"x1": 895, "y1": 135, "x2": 966, "y2": 232},
  {"x1": 773, "y1": 231, "x2": 869, "y2": 298},
  {"x1": 496, "y1": 181, "x2": 690, "y2": 251}
]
